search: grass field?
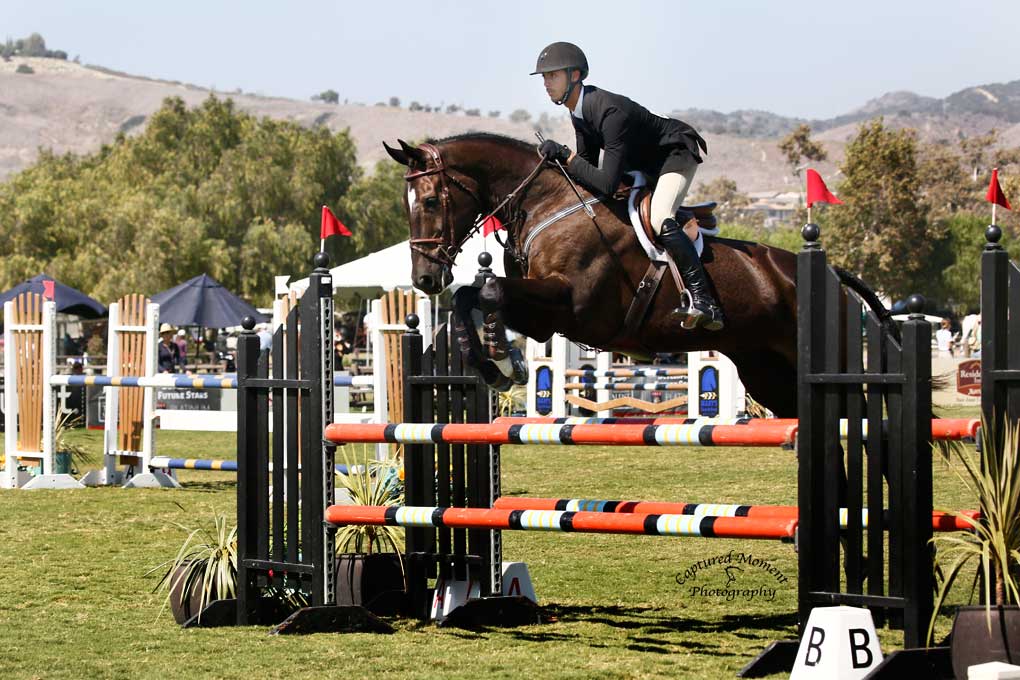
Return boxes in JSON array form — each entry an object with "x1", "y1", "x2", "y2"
[{"x1": 0, "y1": 417, "x2": 978, "y2": 680}]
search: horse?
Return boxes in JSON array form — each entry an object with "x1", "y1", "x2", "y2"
[{"x1": 383, "y1": 133, "x2": 883, "y2": 418}]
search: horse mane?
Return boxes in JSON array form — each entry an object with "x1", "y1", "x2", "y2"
[{"x1": 426, "y1": 132, "x2": 536, "y2": 156}]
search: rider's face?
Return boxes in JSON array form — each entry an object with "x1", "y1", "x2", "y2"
[{"x1": 543, "y1": 70, "x2": 569, "y2": 103}]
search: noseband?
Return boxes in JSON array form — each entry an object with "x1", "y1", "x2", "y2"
[{"x1": 404, "y1": 143, "x2": 485, "y2": 269}]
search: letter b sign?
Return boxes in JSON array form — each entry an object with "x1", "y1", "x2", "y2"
[{"x1": 790, "y1": 607, "x2": 883, "y2": 679}]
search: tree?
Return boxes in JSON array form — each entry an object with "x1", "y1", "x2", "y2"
[
  {"x1": 312, "y1": 89, "x2": 339, "y2": 104},
  {"x1": 509, "y1": 109, "x2": 531, "y2": 124},
  {"x1": 465, "y1": 108, "x2": 480, "y2": 117},
  {"x1": 777, "y1": 124, "x2": 827, "y2": 176},
  {"x1": 0, "y1": 95, "x2": 360, "y2": 306},
  {"x1": 688, "y1": 176, "x2": 753, "y2": 223},
  {"x1": 488, "y1": 110, "x2": 500, "y2": 118},
  {"x1": 334, "y1": 159, "x2": 409, "y2": 265},
  {"x1": 409, "y1": 101, "x2": 423, "y2": 112},
  {"x1": 389, "y1": 96, "x2": 401, "y2": 107},
  {"x1": 445, "y1": 104, "x2": 461, "y2": 114},
  {"x1": 823, "y1": 118, "x2": 949, "y2": 301}
]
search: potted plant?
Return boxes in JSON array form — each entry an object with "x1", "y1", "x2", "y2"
[
  {"x1": 334, "y1": 445, "x2": 406, "y2": 615},
  {"x1": 53, "y1": 410, "x2": 95, "y2": 475},
  {"x1": 930, "y1": 418, "x2": 1020, "y2": 676},
  {"x1": 147, "y1": 507, "x2": 237, "y2": 625}
]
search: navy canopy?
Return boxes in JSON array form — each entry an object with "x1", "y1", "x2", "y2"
[
  {"x1": 0, "y1": 275, "x2": 107, "y2": 318},
  {"x1": 150, "y1": 274, "x2": 266, "y2": 328}
]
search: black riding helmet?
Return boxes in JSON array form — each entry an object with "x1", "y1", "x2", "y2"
[
  {"x1": 531, "y1": 42, "x2": 588, "y2": 105},
  {"x1": 531, "y1": 42, "x2": 589, "y2": 80}
]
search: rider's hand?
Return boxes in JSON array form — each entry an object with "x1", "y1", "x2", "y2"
[{"x1": 539, "y1": 139, "x2": 572, "y2": 163}]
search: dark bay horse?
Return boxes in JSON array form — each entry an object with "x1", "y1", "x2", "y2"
[{"x1": 383, "y1": 133, "x2": 881, "y2": 418}]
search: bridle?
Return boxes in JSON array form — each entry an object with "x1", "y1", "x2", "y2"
[{"x1": 403, "y1": 143, "x2": 544, "y2": 269}]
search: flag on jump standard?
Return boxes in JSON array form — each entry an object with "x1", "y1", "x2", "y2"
[
  {"x1": 481, "y1": 215, "x2": 504, "y2": 236},
  {"x1": 986, "y1": 167, "x2": 1011, "y2": 224},
  {"x1": 805, "y1": 168, "x2": 843, "y2": 223},
  {"x1": 320, "y1": 204, "x2": 352, "y2": 252}
]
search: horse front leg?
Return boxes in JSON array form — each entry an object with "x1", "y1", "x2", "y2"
[
  {"x1": 478, "y1": 276, "x2": 575, "y2": 386},
  {"x1": 451, "y1": 286, "x2": 515, "y2": 391}
]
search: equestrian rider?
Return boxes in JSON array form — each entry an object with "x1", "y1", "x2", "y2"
[{"x1": 531, "y1": 41, "x2": 723, "y2": 331}]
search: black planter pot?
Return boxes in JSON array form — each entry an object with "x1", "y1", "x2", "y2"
[
  {"x1": 335, "y1": 553, "x2": 406, "y2": 616},
  {"x1": 168, "y1": 563, "x2": 224, "y2": 625},
  {"x1": 950, "y1": 604, "x2": 1020, "y2": 678}
]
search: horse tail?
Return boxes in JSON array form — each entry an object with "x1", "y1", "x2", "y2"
[
  {"x1": 832, "y1": 265, "x2": 900, "y2": 343},
  {"x1": 833, "y1": 265, "x2": 951, "y2": 395}
]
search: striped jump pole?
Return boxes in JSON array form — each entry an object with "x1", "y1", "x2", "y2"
[
  {"x1": 50, "y1": 373, "x2": 375, "y2": 390},
  {"x1": 494, "y1": 417, "x2": 981, "y2": 441},
  {"x1": 148, "y1": 456, "x2": 352, "y2": 475},
  {"x1": 563, "y1": 368, "x2": 688, "y2": 378},
  {"x1": 324, "y1": 505, "x2": 798, "y2": 540},
  {"x1": 491, "y1": 497, "x2": 981, "y2": 532},
  {"x1": 563, "y1": 382, "x2": 687, "y2": 391},
  {"x1": 323, "y1": 421, "x2": 800, "y2": 447}
]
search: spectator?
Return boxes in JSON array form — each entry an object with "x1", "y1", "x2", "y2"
[
  {"x1": 175, "y1": 329, "x2": 189, "y2": 365},
  {"x1": 158, "y1": 323, "x2": 184, "y2": 373},
  {"x1": 257, "y1": 323, "x2": 273, "y2": 351},
  {"x1": 70, "y1": 361, "x2": 84, "y2": 375},
  {"x1": 935, "y1": 318, "x2": 953, "y2": 357}
]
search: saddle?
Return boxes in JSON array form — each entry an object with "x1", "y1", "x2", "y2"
[{"x1": 632, "y1": 187, "x2": 718, "y2": 241}]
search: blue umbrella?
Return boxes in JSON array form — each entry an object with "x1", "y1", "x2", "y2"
[
  {"x1": 0, "y1": 275, "x2": 106, "y2": 318},
  {"x1": 150, "y1": 274, "x2": 266, "y2": 327}
]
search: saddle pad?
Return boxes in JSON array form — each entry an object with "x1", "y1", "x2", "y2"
[{"x1": 626, "y1": 171, "x2": 709, "y2": 259}]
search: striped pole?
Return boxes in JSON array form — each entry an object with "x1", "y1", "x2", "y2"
[
  {"x1": 148, "y1": 456, "x2": 351, "y2": 475},
  {"x1": 563, "y1": 382, "x2": 687, "y2": 391},
  {"x1": 563, "y1": 368, "x2": 688, "y2": 378},
  {"x1": 323, "y1": 422, "x2": 799, "y2": 447},
  {"x1": 50, "y1": 373, "x2": 375, "y2": 389},
  {"x1": 494, "y1": 417, "x2": 980, "y2": 441},
  {"x1": 491, "y1": 497, "x2": 980, "y2": 532},
  {"x1": 324, "y1": 505, "x2": 798, "y2": 540}
]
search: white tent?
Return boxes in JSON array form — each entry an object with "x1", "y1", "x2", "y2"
[{"x1": 289, "y1": 233, "x2": 507, "y2": 295}]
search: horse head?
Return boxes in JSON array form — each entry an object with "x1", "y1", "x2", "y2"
[{"x1": 384, "y1": 139, "x2": 484, "y2": 295}]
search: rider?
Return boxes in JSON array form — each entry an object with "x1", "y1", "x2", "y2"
[{"x1": 531, "y1": 41, "x2": 723, "y2": 330}]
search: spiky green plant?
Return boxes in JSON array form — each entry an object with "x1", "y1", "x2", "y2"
[
  {"x1": 929, "y1": 418, "x2": 1020, "y2": 642},
  {"x1": 53, "y1": 410, "x2": 96, "y2": 469},
  {"x1": 147, "y1": 506, "x2": 237, "y2": 623},
  {"x1": 333, "y1": 445, "x2": 404, "y2": 556},
  {"x1": 496, "y1": 385, "x2": 526, "y2": 417}
]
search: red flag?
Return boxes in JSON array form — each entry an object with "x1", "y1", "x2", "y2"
[
  {"x1": 42, "y1": 280, "x2": 55, "y2": 301},
  {"x1": 986, "y1": 168, "x2": 1012, "y2": 210},
  {"x1": 805, "y1": 169, "x2": 843, "y2": 207},
  {"x1": 320, "y1": 205, "x2": 352, "y2": 239},
  {"x1": 481, "y1": 215, "x2": 504, "y2": 236}
]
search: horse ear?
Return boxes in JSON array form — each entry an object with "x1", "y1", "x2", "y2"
[
  {"x1": 383, "y1": 141, "x2": 409, "y2": 166},
  {"x1": 395, "y1": 139, "x2": 429, "y2": 169}
]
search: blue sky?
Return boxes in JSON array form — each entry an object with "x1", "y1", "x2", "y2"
[{"x1": 4, "y1": 0, "x2": 1018, "y2": 119}]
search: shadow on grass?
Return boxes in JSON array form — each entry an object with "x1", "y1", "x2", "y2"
[
  {"x1": 173, "y1": 480, "x2": 237, "y2": 493},
  {"x1": 447, "y1": 603, "x2": 802, "y2": 656}
]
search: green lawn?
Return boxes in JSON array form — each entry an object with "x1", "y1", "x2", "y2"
[{"x1": 0, "y1": 424, "x2": 977, "y2": 679}]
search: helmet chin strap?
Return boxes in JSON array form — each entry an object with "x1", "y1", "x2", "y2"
[{"x1": 555, "y1": 68, "x2": 579, "y2": 106}]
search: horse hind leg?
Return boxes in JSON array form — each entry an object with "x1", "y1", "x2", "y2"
[{"x1": 725, "y1": 350, "x2": 798, "y2": 418}]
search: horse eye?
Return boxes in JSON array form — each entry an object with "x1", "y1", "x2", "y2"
[{"x1": 424, "y1": 196, "x2": 440, "y2": 209}]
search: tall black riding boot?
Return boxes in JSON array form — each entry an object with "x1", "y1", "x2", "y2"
[{"x1": 658, "y1": 216, "x2": 724, "y2": 331}]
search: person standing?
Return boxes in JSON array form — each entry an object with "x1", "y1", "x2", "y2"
[
  {"x1": 935, "y1": 318, "x2": 954, "y2": 357},
  {"x1": 158, "y1": 323, "x2": 184, "y2": 373}
]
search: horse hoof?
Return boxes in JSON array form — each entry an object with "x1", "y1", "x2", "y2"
[
  {"x1": 509, "y1": 348, "x2": 529, "y2": 385},
  {"x1": 479, "y1": 362, "x2": 513, "y2": 391}
]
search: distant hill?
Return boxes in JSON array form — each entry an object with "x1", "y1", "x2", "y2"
[{"x1": 1, "y1": 57, "x2": 1017, "y2": 193}]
